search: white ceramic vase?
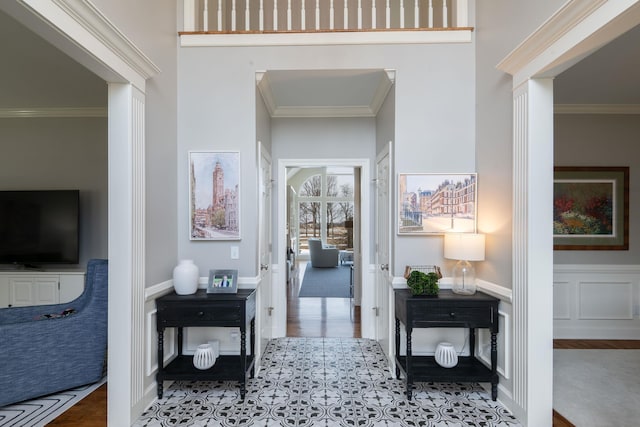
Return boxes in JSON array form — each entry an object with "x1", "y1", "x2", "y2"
[
  {"x1": 193, "y1": 343, "x2": 216, "y2": 370},
  {"x1": 173, "y1": 259, "x2": 199, "y2": 295},
  {"x1": 434, "y1": 342, "x2": 458, "y2": 368}
]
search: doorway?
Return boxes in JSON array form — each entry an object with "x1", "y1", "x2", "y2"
[
  {"x1": 285, "y1": 165, "x2": 361, "y2": 338},
  {"x1": 275, "y1": 158, "x2": 373, "y2": 339}
]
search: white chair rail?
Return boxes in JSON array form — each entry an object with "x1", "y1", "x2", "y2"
[{"x1": 183, "y1": 0, "x2": 469, "y2": 33}]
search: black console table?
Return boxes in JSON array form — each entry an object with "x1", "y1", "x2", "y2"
[
  {"x1": 394, "y1": 289, "x2": 499, "y2": 400},
  {"x1": 155, "y1": 289, "x2": 256, "y2": 400}
]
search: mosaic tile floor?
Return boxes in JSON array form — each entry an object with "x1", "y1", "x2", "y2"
[{"x1": 135, "y1": 338, "x2": 521, "y2": 427}]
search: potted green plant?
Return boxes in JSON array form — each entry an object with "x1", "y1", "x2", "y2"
[{"x1": 406, "y1": 270, "x2": 440, "y2": 297}]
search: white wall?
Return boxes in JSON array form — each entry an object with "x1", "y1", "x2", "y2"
[
  {"x1": 0, "y1": 117, "x2": 108, "y2": 267},
  {"x1": 90, "y1": 0, "x2": 179, "y2": 287},
  {"x1": 475, "y1": 0, "x2": 562, "y2": 289},
  {"x1": 178, "y1": 42, "x2": 475, "y2": 277}
]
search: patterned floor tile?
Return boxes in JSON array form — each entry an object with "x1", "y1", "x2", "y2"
[{"x1": 134, "y1": 338, "x2": 521, "y2": 427}]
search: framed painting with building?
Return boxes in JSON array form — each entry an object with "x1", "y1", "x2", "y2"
[
  {"x1": 553, "y1": 166, "x2": 628, "y2": 250},
  {"x1": 398, "y1": 173, "x2": 477, "y2": 235},
  {"x1": 189, "y1": 151, "x2": 241, "y2": 240}
]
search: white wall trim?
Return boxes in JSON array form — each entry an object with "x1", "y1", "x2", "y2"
[
  {"x1": 554, "y1": 104, "x2": 640, "y2": 115},
  {"x1": 554, "y1": 264, "x2": 640, "y2": 339},
  {"x1": 6, "y1": 0, "x2": 160, "y2": 90},
  {"x1": 0, "y1": 107, "x2": 107, "y2": 118},
  {"x1": 181, "y1": 29, "x2": 472, "y2": 47},
  {"x1": 497, "y1": 0, "x2": 640, "y2": 87}
]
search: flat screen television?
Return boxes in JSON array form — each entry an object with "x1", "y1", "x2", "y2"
[{"x1": 0, "y1": 190, "x2": 80, "y2": 266}]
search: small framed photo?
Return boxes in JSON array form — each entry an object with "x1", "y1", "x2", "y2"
[{"x1": 207, "y1": 269, "x2": 238, "y2": 294}]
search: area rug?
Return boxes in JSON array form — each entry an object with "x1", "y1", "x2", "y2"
[
  {"x1": 134, "y1": 337, "x2": 521, "y2": 427},
  {"x1": 0, "y1": 378, "x2": 105, "y2": 427},
  {"x1": 298, "y1": 262, "x2": 351, "y2": 298},
  {"x1": 554, "y1": 349, "x2": 640, "y2": 427}
]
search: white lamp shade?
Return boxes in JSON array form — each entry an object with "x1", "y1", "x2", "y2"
[{"x1": 444, "y1": 233, "x2": 485, "y2": 261}]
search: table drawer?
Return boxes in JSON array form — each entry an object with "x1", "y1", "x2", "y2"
[
  {"x1": 410, "y1": 305, "x2": 494, "y2": 325},
  {"x1": 158, "y1": 304, "x2": 242, "y2": 325}
]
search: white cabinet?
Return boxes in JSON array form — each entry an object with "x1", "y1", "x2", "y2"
[{"x1": 0, "y1": 270, "x2": 85, "y2": 308}]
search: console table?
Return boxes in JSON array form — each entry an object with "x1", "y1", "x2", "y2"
[
  {"x1": 394, "y1": 289, "x2": 499, "y2": 400},
  {"x1": 155, "y1": 289, "x2": 256, "y2": 400}
]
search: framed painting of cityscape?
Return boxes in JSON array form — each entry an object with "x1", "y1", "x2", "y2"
[
  {"x1": 553, "y1": 166, "x2": 628, "y2": 250},
  {"x1": 398, "y1": 173, "x2": 477, "y2": 235},
  {"x1": 189, "y1": 151, "x2": 240, "y2": 240}
]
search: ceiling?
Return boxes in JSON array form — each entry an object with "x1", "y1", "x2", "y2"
[{"x1": 0, "y1": 8, "x2": 638, "y2": 115}]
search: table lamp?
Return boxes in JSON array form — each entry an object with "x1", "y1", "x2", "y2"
[{"x1": 444, "y1": 233, "x2": 485, "y2": 295}]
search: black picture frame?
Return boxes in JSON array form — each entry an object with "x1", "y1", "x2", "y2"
[{"x1": 206, "y1": 269, "x2": 238, "y2": 293}]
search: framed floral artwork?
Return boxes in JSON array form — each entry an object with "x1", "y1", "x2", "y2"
[{"x1": 553, "y1": 166, "x2": 629, "y2": 250}]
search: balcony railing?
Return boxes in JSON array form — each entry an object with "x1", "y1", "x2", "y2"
[{"x1": 182, "y1": 0, "x2": 469, "y2": 33}]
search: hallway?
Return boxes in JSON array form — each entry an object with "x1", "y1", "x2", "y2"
[{"x1": 286, "y1": 260, "x2": 361, "y2": 338}]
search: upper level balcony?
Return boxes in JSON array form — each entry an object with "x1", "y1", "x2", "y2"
[{"x1": 180, "y1": 0, "x2": 472, "y2": 47}]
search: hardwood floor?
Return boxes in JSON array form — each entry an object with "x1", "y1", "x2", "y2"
[{"x1": 46, "y1": 383, "x2": 107, "y2": 426}]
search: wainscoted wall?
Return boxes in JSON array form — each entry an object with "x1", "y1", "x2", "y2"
[{"x1": 554, "y1": 264, "x2": 640, "y2": 339}]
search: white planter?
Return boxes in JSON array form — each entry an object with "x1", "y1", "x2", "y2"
[
  {"x1": 435, "y1": 342, "x2": 458, "y2": 368},
  {"x1": 193, "y1": 343, "x2": 216, "y2": 370},
  {"x1": 173, "y1": 259, "x2": 199, "y2": 295}
]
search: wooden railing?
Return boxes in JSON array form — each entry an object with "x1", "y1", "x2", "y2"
[{"x1": 182, "y1": 0, "x2": 469, "y2": 33}]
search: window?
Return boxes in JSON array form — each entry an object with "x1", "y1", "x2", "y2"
[{"x1": 296, "y1": 168, "x2": 354, "y2": 254}]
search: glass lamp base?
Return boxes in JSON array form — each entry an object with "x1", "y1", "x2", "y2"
[{"x1": 452, "y1": 260, "x2": 476, "y2": 295}]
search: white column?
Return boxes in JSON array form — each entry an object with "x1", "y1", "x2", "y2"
[
  {"x1": 231, "y1": 0, "x2": 236, "y2": 31},
  {"x1": 455, "y1": 0, "x2": 468, "y2": 27},
  {"x1": 414, "y1": 0, "x2": 419, "y2": 28},
  {"x1": 358, "y1": 0, "x2": 362, "y2": 29},
  {"x1": 330, "y1": 0, "x2": 335, "y2": 30},
  {"x1": 108, "y1": 82, "x2": 145, "y2": 427},
  {"x1": 301, "y1": 0, "x2": 306, "y2": 30},
  {"x1": 400, "y1": 0, "x2": 405, "y2": 29},
  {"x1": 246, "y1": 0, "x2": 250, "y2": 30},
  {"x1": 344, "y1": 0, "x2": 348, "y2": 29},
  {"x1": 273, "y1": 0, "x2": 278, "y2": 30},
  {"x1": 315, "y1": 0, "x2": 320, "y2": 30},
  {"x1": 217, "y1": 0, "x2": 223, "y2": 31},
  {"x1": 428, "y1": 0, "x2": 433, "y2": 28},
  {"x1": 260, "y1": 0, "x2": 264, "y2": 31},
  {"x1": 385, "y1": 0, "x2": 390, "y2": 29},
  {"x1": 183, "y1": 0, "x2": 196, "y2": 31},
  {"x1": 372, "y1": 0, "x2": 377, "y2": 29},
  {"x1": 203, "y1": 0, "x2": 209, "y2": 31},
  {"x1": 287, "y1": 0, "x2": 292, "y2": 30},
  {"x1": 442, "y1": 0, "x2": 448, "y2": 27},
  {"x1": 512, "y1": 79, "x2": 554, "y2": 427}
]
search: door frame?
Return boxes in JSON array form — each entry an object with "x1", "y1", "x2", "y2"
[{"x1": 276, "y1": 158, "x2": 373, "y2": 338}]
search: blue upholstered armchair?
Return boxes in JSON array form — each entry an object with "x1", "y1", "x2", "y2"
[
  {"x1": 0, "y1": 259, "x2": 108, "y2": 408},
  {"x1": 308, "y1": 238, "x2": 339, "y2": 268}
]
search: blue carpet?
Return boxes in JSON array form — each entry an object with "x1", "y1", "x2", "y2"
[{"x1": 298, "y1": 262, "x2": 351, "y2": 298}]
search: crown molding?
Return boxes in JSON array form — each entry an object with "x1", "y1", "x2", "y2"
[
  {"x1": 554, "y1": 104, "x2": 640, "y2": 114},
  {"x1": 0, "y1": 107, "x2": 108, "y2": 118},
  {"x1": 497, "y1": 0, "x2": 606, "y2": 76},
  {"x1": 50, "y1": 0, "x2": 160, "y2": 79}
]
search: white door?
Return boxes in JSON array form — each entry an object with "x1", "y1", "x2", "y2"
[
  {"x1": 375, "y1": 143, "x2": 392, "y2": 357},
  {"x1": 258, "y1": 142, "x2": 273, "y2": 354}
]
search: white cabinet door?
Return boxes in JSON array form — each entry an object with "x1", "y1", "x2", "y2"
[
  {"x1": 33, "y1": 277, "x2": 60, "y2": 305},
  {"x1": 10, "y1": 276, "x2": 59, "y2": 306},
  {"x1": 9, "y1": 277, "x2": 36, "y2": 307}
]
